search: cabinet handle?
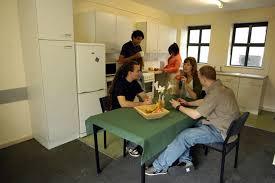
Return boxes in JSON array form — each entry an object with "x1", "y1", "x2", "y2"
[
  {"x1": 91, "y1": 52, "x2": 95, "y2": 54},
  {"x1": 64, "y1": 33, "x2": 72, "y2": 37},
  {"x1": 64, "y1": 46, "x2": 72, "y2": 49}
]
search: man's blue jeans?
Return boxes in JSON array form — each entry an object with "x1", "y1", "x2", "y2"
[{"x1": 153, "y1": 122, "x2": 224, "y2": 172}]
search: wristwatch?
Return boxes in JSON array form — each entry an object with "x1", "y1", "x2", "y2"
[{"x1": 176, "y1": 105, "x2": 181, "y2": 111}]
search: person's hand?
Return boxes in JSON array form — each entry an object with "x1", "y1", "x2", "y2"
[
  {"x1": 177, "y1": 98, "x2": 189, "y2": 106},
  {"x1": 180, "y1": 75, "x2": 187, "y2": 82},
  {"x1": 175, "y1": 75, "x2": 181, "y2": 80},
  {"x1": 134, "y1": 52, "x2": 142, "y2": 58},
  {"x1": 143, "y1": 96, "x2": 152, "y2": 105},
  {"x1": 169, "y1": 99, "x2": 180, "y2": 109}
]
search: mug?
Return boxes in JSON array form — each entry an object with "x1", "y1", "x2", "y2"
[{"x1": 139, "y1": 51, "x2": 145, "y2": 57}]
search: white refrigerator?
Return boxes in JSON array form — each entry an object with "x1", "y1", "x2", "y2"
[{"x1": 75, "y1": 43, "x2": 106, "y2": 137}]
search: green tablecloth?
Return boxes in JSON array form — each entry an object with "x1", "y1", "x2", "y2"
[{"x1": 85, "y1": 107, "x2": 196, "y2": 165}]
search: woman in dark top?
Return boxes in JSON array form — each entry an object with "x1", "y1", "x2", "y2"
[{"x1": 176, "y1": 57, "x2": 203, "y2": 100}]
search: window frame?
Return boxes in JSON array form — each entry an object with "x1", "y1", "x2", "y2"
[
  {"x1": 230, "y1": 22, "x2": 268, "y2": 67},
  {"x1": 187, "y1": 25, "x2": 211, "y2": 63}
]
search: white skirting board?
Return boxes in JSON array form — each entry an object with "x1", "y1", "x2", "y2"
[
  {"x1": 261, "y1": 106, "x2": 275, "y2": 113},
  {"x1": 0, "y1": 135, "x2": 33, "y2": 149}
]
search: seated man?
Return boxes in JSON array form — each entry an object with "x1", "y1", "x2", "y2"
[
  {"x1": 145, "y1": 65, "x2": 240, "y2": 176},
  {"x1": 108, "y1": 61, "x2": 152, "y2": 157}
]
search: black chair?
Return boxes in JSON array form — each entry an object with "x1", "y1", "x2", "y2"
[
  {"x1": 203, "y1": 112, "x2": 250, "y2": 183},
  {"x1": 99, "y1": 96, "x2": 127, "y2": 156},
  {"x1": 99, "y1": 96, "x2": 111, "y2": 149}
]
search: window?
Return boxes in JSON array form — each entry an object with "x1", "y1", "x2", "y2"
[
  {"x1": 230, "y1": 22, "x2": 268, "y2": 67},
  {"x1": 187, "y1": 25, "x2": 211, "y2": 63}
]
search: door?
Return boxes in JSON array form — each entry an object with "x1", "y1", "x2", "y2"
[
  {"x1": 36, "y1": 0, "x2": 74, "y2": 40},
  {"x1": 78, "y1": 90, "x2": 106, "y2": 137},
  {"x1": 95, "y1": 11, "x2": 116, "y2": 53},
  {"x1": 75, "y1": 44, "x2": 106, "y2": 93},
  {"x1": 147, "y1": 22, "x2": 158, "y2": 53},
  {"x1": 116, "y1": 15, "x2": 134, "y2": 51},
  {"x1": 39, "y1": 40, "x2": 79, "y2": 146}
]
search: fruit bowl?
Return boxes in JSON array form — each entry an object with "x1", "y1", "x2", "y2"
[{"x1": 134, "y1": 104, "x2": 169, "y2": 120}]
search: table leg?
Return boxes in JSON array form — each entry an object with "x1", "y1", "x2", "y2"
[
  {"x1": 93, "y1": 124, "x2": 101, "y2": 174},
  {"x1": 123, "y1": 139, "x2": 127, "y2": 157},
  {"x1": 141, "y1": 163, "x2": 145, "y2": 183}
]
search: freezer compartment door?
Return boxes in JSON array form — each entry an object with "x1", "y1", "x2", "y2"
[
  {"x1": 78, "y1": 89, "x2": 106, "y2": 136},
  {"x1": 75, "y1": 44, "x2": 106, "y2": 93}
]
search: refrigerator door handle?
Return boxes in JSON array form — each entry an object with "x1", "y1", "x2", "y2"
[{"x1": 79, "y1": 89, "x2": 105, "y2": 94}]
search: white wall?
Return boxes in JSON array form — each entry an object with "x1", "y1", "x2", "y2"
[
  {"x1": 0, "y1": 0, "x2": 32, "y2": 148},
  {"x1": 173, "y1": 6, "x2": 275, "y2": 111}
]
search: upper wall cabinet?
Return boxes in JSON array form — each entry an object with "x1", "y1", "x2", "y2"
[
  {"x1": 137, "y1": 22, "x2": 177, "y2": 53},
  {"x1": 36, "y1": 0, "x2": 74, "y2": 40},
  {"x1": 95, "y1": 11, "x2": 117, "y2": 53},
  {"x1": 158, "y1": 24, "x2": 177, "y2": 53},
  {"x1": 116, "y1": 15, "x2": 134, "y2": 52},
  {"x1": 136, "y1": 22, "x2": 158, "y2": 53},
  {"x1": 74, "y1": 11, "x2": 134, "y2": 53},
  {"x1": 74, "y1": 11, "x2": 96, "y2": 43}
]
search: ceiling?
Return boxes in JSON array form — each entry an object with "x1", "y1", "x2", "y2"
[{"x1": 132, "y1": 0, "x2": 275, "y2": 15}]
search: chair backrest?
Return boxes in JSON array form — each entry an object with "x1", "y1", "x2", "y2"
[
  {"x1": 99, "y1": 96, "x2": 111, "y2": 113},
  {"x1": 225, "y1": 112, "x2": 250, "y2": 142}
]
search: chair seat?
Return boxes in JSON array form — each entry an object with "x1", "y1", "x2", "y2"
[{"x1": 205, "y1": 140, "x2": 238, "y2": 154}]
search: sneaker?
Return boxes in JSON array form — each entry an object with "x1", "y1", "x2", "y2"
[
  {"x1": 145, "y1": 166, "x2": 167, "y2": 176},
  {"x1": 168, "y1": 161, "x2": 194, "y2": 176},
  {"x1": 129, "y1": 146, "x2": 143, "y2": 158}
]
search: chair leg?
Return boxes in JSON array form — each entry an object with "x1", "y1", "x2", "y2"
[
  {"x1": 220, "y1": 150, "x2": 226, "y2": 183},
  {"x1": 204, "y1": 146, "x2": 209, "y2": 156},
  {"x1": 123, "y1": 139, "x2": 127, "y2": 157},
  {"x1": 103, "y1": 130, "x2": 107, "y2": 149},
  {"x1": 234, "y1": 141, "x2": 239, "y2": 168}
]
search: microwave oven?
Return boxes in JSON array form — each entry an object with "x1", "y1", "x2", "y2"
[{"x1": 106, "y1": 63, "x2": 117, "y2": 76}]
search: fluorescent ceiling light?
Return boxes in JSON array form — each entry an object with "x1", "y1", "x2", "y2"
[{"x1": 215, "y1": 0, "x2": 224, "y2": 8}]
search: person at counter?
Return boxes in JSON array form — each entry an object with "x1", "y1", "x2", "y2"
[
  {"x1": 117, "y1": 30, "x2": 144, "y2": 67},
  {"x1": 117, "y1": 30, "x2": 145, "y2": 89},
  {"x1": 145, "y1": 65, "x2": 240, "y2": 176},
  {"x1": 108, "y1": 61, "x2": 152, "y2": 157},
  {"x1": 161, "y1": 43, "x2": 182, "y2": 94},
  {"x1": 175, "y1": 57, "x2": 203, "y2": 100}
]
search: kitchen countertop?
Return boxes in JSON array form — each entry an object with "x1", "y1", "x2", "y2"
[
  {"x1": 143, "y1": 70, "x2": 163, "y2": 75},
  {"x1": 216, "y1": 71, "x2": 267, "y2": 79}
]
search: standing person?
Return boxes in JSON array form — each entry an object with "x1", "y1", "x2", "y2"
[
  {"x1": 161, "y1": 43, "x2": 182, "y2": 94},
  {"x1": 175, "y1": 57, "x2": 202, "y2": 100},
  {"x1": 117, "y1": 30, "x2": 144, "y2": 67},
  {"x1": 117, "y1": 30, "x2": 145, "y2": 89},
  {"x1": 145, "y1": 65, "x2": 240, "y2": 176},
  {"x1": 108, "y1": 61, "x2": 152, "y2": 157}
]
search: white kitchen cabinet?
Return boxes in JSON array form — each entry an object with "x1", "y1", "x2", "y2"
[
  {"x1": 116, "y1": 15, "x2": 134, "y2": 51},
  {"x1": 136, "y1": 22, "x2": 158, "y2": 53},
  {"x1": 95, "y1": 11, "x2": 117, "y2": 53},
  {"x1": 237, "y1": 78, "x2": 264, "y2": 115},
  {"x1": 216, "y1": 75, "x2": 239, "y2": 98},
  {"x1": 18, "y1": 0, "x2": 79, "y2": 149},
  {"x1": 39, "y1": 40, "x2": 79, "y2": 147},
  {"x1": 36, "y1": 0, "x2": 74, "y2": 40},
  {"x1": 74, "y1": 11, "x2": 96, "y2": 43},
  {"x1": 137, "y1": 22, "x2": 177, "y2": 53},
  {"x1": 217, "y1": 73, "x2": 266, "y2": 115},
  {"x1": 158, "y1": 25, "x2": 177, "y2": 53}
]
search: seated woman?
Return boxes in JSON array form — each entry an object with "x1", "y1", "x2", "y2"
[
  {"x1": 176, "y1": 57, "x2": 202, "y2": 100},
  {"x1": 161, "y1": 43, "x2": 182, "y2": 94}
]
